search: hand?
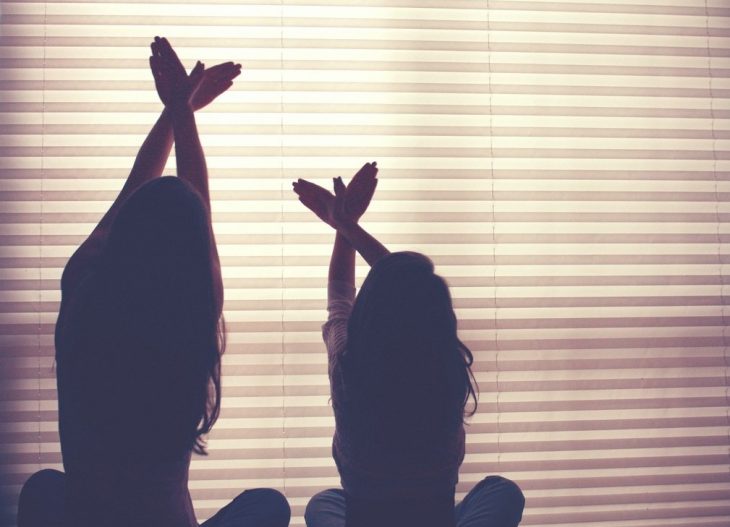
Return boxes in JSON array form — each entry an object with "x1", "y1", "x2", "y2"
[
  {"x1": 292, "y1": 177, "x2": 349, "y2": 229},
  {"x1": 331, "y1": 176, "x2": 349, "y2": 228},
  {"x1": 173, "y1": 60, "x2": 205, "y2": 110},
  {"x1": 344, "y1": 161, "x2": 378, "y2": 221},
  {"x1": 149, "y1": 36, "x2": 186, "y2": 107},
  {"x1": 293, "y1": 162, "x2": 378, "y2": 227},
  {"x1": 191, "y1": 62, "x2": 242, "y2": 111},
  {"x1": 149, "y1": 36, "x2": 205, "y2": 109},
  {"x1": 292, "y1": 179, "x2": 335, "y2": 227}
]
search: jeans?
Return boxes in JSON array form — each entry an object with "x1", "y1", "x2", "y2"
[
  {"x1": 305, "y1": 476, "x2": 524, "y2": 527},
  {"x1": 17, "y1": 469, "x2": 291, "y2": 527}
]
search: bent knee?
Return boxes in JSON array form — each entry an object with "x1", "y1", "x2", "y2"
[
  {"x1": 305, "y1": 489, "x2": 345, "y2": 526},
  {"x1": 477, "y1": 475, "x2": 525, "y2": 522},
  {"x1": 18, "y1": 470, "x2": 66, "y2": 527},
  {"x1": 241, "y1": 488, "x2": 290, "y2": 526},
  {"x1": 19, "y1": 469, "x2": 65, "y2": 502},
  {"x1": 482, "y1": 476, "x2": 524, "y2": 503}
]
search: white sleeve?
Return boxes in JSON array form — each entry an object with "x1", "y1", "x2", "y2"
[
  {"x1": 322, "y1": 280, "x2": 355, "y2": 403},
  {"x1": 322, "y1": 280, "x2": 356, "y2": 360}
]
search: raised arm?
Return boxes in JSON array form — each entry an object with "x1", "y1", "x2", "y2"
[
  {"x1": 330, "y1": 172, "x2": 389, "y2": 267},
  {"x1": 61, "y1": 80, "x2": 176, "y2": 290},
  {"x1": 150, "y1": 36, "x2": 240, "y2": 209},
  {"x1": 171, "y1": 69, "x2": 209, "y2": 204},
  {"x1": 293, "y1": 162, "x2": 389, "y2": 287},
  {"x1": 332, "y1": 218, "x2": 389, "y2": 268},
  {"x1": 148, "y1": 37, "x2": 241, "y2": 313},
  {"x1": 64, "y1": 111, "x2": 173, "y2": 282},
  {"x1": 63, "y1": 41, "x2": 240, "y2": 294}
]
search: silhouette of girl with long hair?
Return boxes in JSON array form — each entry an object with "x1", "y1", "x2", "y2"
[
  {"x1": 17, "y1": 38, "x2": 290, "y2": 527},
  {"x1": 293, "y1": 165, "x2": 524, "y2": 527}
]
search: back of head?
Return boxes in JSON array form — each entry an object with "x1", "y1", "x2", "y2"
[
  {"x1": 103, "y1": 176, "x2": 212, "y2": 302},
  {"x1": 343, "y1": 252, "x2": 477, "y2": 453},
  {"x1": 67, "y1": 177, "x2": 222, "y2": 461}
]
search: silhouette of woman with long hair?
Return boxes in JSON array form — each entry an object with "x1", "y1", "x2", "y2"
[
  {"x1": 293, "y1": 165, "x2": 524, "y2": 527},
  {"x1": 17, "y1": 38, "x2": 290, "y2": 527}
]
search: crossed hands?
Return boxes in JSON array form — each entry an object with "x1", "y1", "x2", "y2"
[
  {"x1": 293, "y1": 162, "x2": 378, "y2": 229},
  {"x1": 149, "y1": 36, "x2": 242, "y2": 111}
]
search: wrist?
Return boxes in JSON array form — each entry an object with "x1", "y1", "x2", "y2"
[
  {"x1": 334, "y1": 229, "x2": 353, "y2": 246},
  {"x1": 334, "y1": 217, "x2": 357, "y2": 233},
  {"x1": 167, "y1": 99, "x2": 194, "y2": 114}
]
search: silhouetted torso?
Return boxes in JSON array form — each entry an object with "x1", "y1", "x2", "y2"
[
  {"x1": 55, "y1": 256, "x2": 199, "y2": 527},
  {"x1": 323, "y1": 279, "x2": 464, "y2": 518}
]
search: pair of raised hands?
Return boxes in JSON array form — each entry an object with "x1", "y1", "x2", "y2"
[
  {"x1": 293, "y1": 162, "x2": 379, "y2": 229},
  {"x1": 149, "y1": 36, "x2": 242, "y2": 111}
]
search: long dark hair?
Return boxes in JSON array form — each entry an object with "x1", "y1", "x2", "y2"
[
  {"x1": 342, "y1": 252, "x2": 477, "y2": 442},
  {"x1": 62, "y1": 177, "x2": 223, "y2": 458}
]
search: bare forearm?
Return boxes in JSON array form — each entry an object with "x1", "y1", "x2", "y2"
[
  {"x1": 170, "y1": 104, "x2": 210, "y2": 207},
  {"x1": 336, "y1": 221, "x2": 389, "y2": 267},
  {"x1": 123, "y1": 108, "x2": 174, "y2": 194},
  {"x1": 98, "y1": 110, "x2": 174, "y2": 229},
  {"x1": 169, "y1": 104, "x2": 222, "y2": 312},
  {"x1": 75, "y1": 110, "x2": 174, "y2": 254},
  {"x1": 65, "y1": 109, "x2": 174, "y2": 287},
  {"x1": 329, "y1": 232, "x2": 355, "y2": 286}
]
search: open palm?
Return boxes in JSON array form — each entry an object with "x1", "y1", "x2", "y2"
[
  {"x1": 150, "y1": 36, "x2": 241, "y2": 110},
  {"x1": 192, "y1": 62, "x2": 242, "y2": 111},
  {"x1": 345, "y1": 162, "x2": 378, "y2": 221},
  {"x1": 293, "y1": 162, "x2": 379, "y2": 227}
]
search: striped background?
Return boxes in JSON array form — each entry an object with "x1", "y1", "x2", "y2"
[{"x1": 0, "y1": 1, "x2": 728, "y2": 526}]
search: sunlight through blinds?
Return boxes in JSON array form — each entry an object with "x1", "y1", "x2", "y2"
[{"x1": 0, "y1": 1, "x2": 729, "y2": 526}]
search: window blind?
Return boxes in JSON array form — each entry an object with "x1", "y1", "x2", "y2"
[{"x1": 0, "y1": 1, "x2": 728, "y2": 526}]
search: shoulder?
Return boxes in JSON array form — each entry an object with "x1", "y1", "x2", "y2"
[{"x1": 61, "y1": 236, "x2": 105, "y2": 297}]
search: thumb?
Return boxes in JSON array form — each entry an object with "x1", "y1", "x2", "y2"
[
  {"x1": 333, "y1": 177, "x2": 347, "y2": 219},
  {"x1": 190, "y1": 61, "x2": 205, "y2": 84},
  {"x1": 333, "y1": 176, "x2": 346, "y2": 197}
]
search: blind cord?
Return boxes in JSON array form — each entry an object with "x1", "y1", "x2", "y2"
[
  {"x1": 280, "y1": 0, "x2": 287, "y2": 499},
  {"x1": 36, "y1": 0, "x2": 49, "y2": 473},
  {"x1": 704, "y1": 0, "x2": 730, "y2": 477},
  {"x1": 486, "y1": 0, "x2": 501, "y2": 477}
]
